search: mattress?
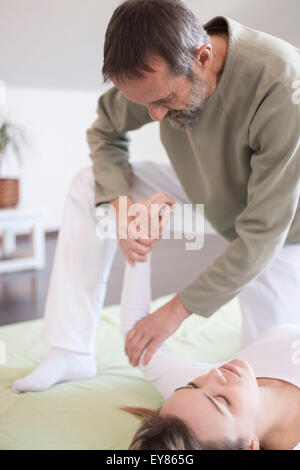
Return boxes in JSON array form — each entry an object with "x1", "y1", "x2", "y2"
[{"x1": 0, "y1": 294, "x2": 242, "y2": 450}]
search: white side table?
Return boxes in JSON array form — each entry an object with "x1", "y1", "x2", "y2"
[{"x1": 0, "y1": 209, "x2": 45, "y2": 273}]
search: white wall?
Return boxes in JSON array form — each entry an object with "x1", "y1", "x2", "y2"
[{"x1": 0, "y1": 0, "x2": 299, "y2": 230}]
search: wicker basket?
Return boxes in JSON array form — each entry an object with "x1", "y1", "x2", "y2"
[{"x1": 0, "y1": 178, "x2": 19, "y2": 208}]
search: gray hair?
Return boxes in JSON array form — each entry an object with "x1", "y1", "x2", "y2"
[{"x1": 102, "y1": 0, "x2": 210, "y2": 83}]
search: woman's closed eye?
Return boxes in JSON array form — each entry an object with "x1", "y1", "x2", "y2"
[
  {"x1": 187, "y1": 384, "x2": 231, "y2": 407},
  {"x1": 174, "y1": 383, "x2": 231, "y2": 408},
  {"x1": 217, "y1": 395, "x2": 230, "y2": 406},
  {"x1": 188, "y1": 383, "x2": 230, "y2": 406}
]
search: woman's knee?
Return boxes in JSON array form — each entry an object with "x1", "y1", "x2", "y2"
[{"x1": 68, "y1": 166, "x2": 94, "y2": 196}]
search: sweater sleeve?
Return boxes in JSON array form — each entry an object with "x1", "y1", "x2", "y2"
[
  {"x1": 178, "y1": 80, "x2": 300, "y2": 317},
  {"x1": 86, "y1": 86, "x2": 153, "y2": 206},
  {"x1": 120, "y1": 254, "x2": 210, "y2": 400}
]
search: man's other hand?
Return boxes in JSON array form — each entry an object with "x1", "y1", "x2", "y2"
[{"x1": 125, "y1": 294, "x2": 191, "y2": 367}]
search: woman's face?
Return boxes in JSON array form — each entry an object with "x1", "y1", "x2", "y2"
[{"x1": 159, "y1": 359, "x2": 260, "y2": 448}]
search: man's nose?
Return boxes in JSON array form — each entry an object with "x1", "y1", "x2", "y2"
[{"x1": 147, "y1": 104, "x2": 169, "y2": 121}]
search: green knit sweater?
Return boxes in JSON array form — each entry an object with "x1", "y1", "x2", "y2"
[{"x1": 86, "y1": 16, "x2": 300, "y2": 317}]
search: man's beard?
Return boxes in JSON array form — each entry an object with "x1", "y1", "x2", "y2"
[{"x1": 166, "y1": 74, "x2": 207, "y2": 130}]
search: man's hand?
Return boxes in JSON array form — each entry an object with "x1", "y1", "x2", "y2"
[
  {"x1": 110, "y1": 196, "x2": 153, "y2": 266},
  {"x1": 110, "y1": 192, "x2": 176, "y2": 267},
  {"x1": 125, "y1": 294, "x2": 192, "y2": 367}
]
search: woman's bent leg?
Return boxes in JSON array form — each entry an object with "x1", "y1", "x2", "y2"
[
  {"x1": 41, "y1": 166, "x2": 118, "y2": 354},
  {"x1": 11, "y1": 166, "x2": 118, "y2": 393}
]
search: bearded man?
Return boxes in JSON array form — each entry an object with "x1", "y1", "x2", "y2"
[{"x1": 12, "y1": 0, "x2": 300, "y2": 393}]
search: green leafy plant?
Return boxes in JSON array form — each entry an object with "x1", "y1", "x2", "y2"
[{"x1": 0, "y1": 120, "x2": 27, "y2": 177}]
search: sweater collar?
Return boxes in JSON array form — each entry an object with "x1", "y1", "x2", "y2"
[{"x1": 201, "y1": 16, "x2": 236, "y2": 107}]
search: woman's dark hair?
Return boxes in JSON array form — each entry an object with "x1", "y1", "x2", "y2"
[
  {"x1": 118, "y1": 405, "x2": 248, "y2": 450},
  {"x1": 102, "y1": 0, "x2": 210, "y2": 84}
]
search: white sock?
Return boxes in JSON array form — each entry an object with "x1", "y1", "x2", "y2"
[{"x1": 11, "y1": 347, "x2": 97, "y2": 393}]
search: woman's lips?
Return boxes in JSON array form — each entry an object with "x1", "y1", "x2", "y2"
[{"x1": 219, "y1": 364, "x2": 241, "y2": 378}]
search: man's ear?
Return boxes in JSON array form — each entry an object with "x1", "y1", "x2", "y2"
[
  {"x1": 194, "y1": 44, "x2": 213, "y2": 69},
  {"x1": 247, "y1": 435, "x2": 260, "y2": 450}
]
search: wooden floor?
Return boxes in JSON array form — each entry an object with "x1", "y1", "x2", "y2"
[{"x1": 0, "y1": 232, "x2": 228, "y2": 326}]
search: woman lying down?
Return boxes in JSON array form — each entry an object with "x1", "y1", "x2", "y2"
[{"x1": 120, "y1": 253, "x2": 300, "y2": 451}]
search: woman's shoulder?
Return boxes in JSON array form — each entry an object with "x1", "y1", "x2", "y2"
[
  {"x1": 235, "y1": 324, "x2": 300, "y2": 388},
  {"x1": 243, "y1": 324, "x2": 300, "y2": 347}
]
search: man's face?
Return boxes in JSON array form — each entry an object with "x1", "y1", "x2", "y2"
[{"x1": 112, "y1": 57, "x2": 208, "y2": 130}]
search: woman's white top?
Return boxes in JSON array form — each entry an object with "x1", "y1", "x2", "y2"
[{"x1": 120, "y1": 255, "x2": 300, "y2": 449}]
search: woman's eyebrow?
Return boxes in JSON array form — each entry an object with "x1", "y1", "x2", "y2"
[
  {"x1": 174, "y1": 383, "x2": 225, "y2": 416},
  {"x1": 203, "y1": 392, "x2": 225, "y2": 416}
]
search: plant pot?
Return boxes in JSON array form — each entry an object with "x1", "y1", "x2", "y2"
[{"x1": 0, "y1": 178, "x2": 19, "y2": 209}]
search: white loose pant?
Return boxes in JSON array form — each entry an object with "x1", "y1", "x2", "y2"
[{"x1": 41, "y1": 161, "x2": 300, "y2": 353}]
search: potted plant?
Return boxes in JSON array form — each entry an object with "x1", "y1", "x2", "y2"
[{"x1": 0, "y1": 120, "x2": 26, "y2": 209}]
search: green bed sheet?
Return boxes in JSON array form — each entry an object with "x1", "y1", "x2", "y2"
[{"x1": 0, "y1": 294, "x2": 242, "y2": 450}]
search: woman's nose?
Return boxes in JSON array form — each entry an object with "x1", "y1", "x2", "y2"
[
  {"x1": 207, "y1": 367, "x2": 228, "y2": 386},
  {"x1": 147, "y1": 104, "x2": 169, "y2": 121}
]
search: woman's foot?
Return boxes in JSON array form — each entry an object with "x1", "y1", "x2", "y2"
[{"x1": 11, "y1": 347, "x2": 97, "y2": 393}]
